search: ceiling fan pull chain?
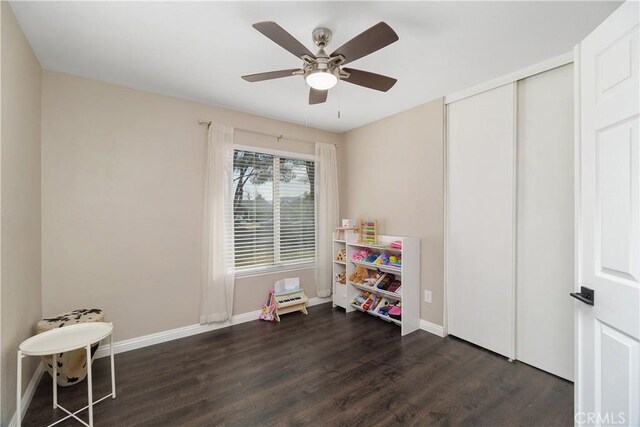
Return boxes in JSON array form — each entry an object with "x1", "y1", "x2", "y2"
[{"x1": 338, "y1": 80, "x2": 341, "y2": 119}]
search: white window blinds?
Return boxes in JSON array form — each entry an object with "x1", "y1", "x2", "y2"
[{"x1": 233, "y1": 149, "x2": 315, "y2": 273}]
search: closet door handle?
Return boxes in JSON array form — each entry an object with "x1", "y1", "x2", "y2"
[{"x1": 570, "y1": 286, "x2": 594, "y2": 306}]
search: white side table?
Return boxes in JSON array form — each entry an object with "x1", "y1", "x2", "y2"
[{"x1": 17, "y1": 322, "x2": 116, "y2": 427}]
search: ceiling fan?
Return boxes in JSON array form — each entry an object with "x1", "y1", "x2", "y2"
[{"x1": 242, "y1": 21, "x2": 399, "y2": 105}]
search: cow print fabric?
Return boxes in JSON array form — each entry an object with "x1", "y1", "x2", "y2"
[{"x1": 37, "y1": 309, "x2": 104, "y2": 387}]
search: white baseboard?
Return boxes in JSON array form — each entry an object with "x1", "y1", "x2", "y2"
[
  {"x1": 7, "y1": 300, "x2": 328, "y2": 425},
  {"x1": 9, "y1": 363, "x2": 45, "y2": 427},
  {"x1": 95, "y1": 297, "x2": 331, "y2": 359},
  {"x1": 420, "y1": 319, "x2": 447, "y2": 337}
]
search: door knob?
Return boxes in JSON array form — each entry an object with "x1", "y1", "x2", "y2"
[{"x1": 570, "y1": 286, "x2": 594, "y2": 306}]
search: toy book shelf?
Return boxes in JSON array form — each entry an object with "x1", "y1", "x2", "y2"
[{"x1": 332, "y1": 233, "x2": 420, "y2": 336}]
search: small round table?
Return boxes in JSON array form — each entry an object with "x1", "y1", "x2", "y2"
[
  {"x1": 37, "y1": 308, "x2": 105, "y2": 387},
  {"x1": 17, "y1": 323, "x2": 116, "y2": 427}
]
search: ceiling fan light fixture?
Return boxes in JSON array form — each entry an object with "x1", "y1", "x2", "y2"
[{"x1": 305, "y1": 69, "x2": 338, "y2": 90}]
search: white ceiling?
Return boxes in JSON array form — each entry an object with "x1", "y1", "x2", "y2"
[{"x1": 11, "y1": 1, "x2": 620, "y2": 132}]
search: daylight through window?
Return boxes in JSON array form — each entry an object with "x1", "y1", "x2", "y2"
[{"x1": 233, "y1": 149, "x2": 315, "y2": 273}]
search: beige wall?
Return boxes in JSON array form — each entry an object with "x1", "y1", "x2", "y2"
[
  {"x1": 1, "y1": 2, "x2": 43, "y2": 424},
  {"x1": 42, "y1": 71, "x2": 343, "y2": 342},
  {"x1": 342, "y1": 98, "x2": 445, "y2": 326}
]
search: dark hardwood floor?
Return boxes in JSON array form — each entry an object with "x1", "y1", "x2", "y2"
[{"x1": 23, "y1": 304, "x2": 573, "y2": 426}]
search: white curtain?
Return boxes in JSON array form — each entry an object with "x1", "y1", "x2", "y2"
[
  {"x1": 200, "y1": 124, "x2": 235, "y2": 323},
  {"x1": 315, "y1": 142, "x2": 339, "y2": 298}
]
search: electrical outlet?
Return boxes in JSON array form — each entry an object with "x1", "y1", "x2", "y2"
[{"x1": 424, "y1": 290, "x2": 432, "y2": 303}]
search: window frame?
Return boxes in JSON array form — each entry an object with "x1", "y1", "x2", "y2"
[{"x1": 232, "y1": 144, "x2": 316, "y2": 278}]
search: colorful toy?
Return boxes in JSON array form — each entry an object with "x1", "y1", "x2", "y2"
[
  {"x1": 335, "y1": 248, "x2": 347, "y2": 262},
  {"x1": 364, "y1": 294, "x2": 380, "y2": 311},
  {"x1": 377, "y1": 298, "x2": 391, "y2": 316},
  {"x1": 377, "y1": 274, "x2": 392, "y2": 290},
  {"x1": 353, "y1": 291, "x2": 371, "y2": 306},
  {"x1": 389, "y1": 302, "x2": 402, "y2": 320},
  {"x1": 358, "y1": 219, "x2": 378, "y2": 244},
  {"x1": 389, "y1": 254, "x2": 402, "y2": 267},
  {"x1": 354, "y1": 294, "x2": 367, "y2": 305},
  {"x1": 365, "y1": 254, "x2": 378, "y2": 263},
  {"x1": 363, "y1": 270, "x2": 384, "y2": 286},
  {"x1": 348, "y1": 265, "x2": 369, "y2": 284},
  {"x1": 364, "y1": 252, "x2": 401, "y2": 267},
  {"x1": 351, "y1": 248, "x2": 371, "y2": 261},
  {"x1": 375, "y1": 252, "x2": 390, "y2": 265},
  {"x1": 272, "y1": 289, "x2": 309, "y2": 321},
  {"x1": 259, "y1": 290, "x2": 277, "y2": 322},
  {"x1": 335, "y1": 271, "x2": 346, "y2": 285},
  {"x1": 387, "y1": 277, "x2": 401, "y2": 293},
  {"x1": 362, "y1": 296, "x2": 374, "y2": 311}
]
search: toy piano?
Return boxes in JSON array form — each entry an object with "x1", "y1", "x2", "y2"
[{"x1": 273, "y1": 278, "x2": 309, "y2": 321}]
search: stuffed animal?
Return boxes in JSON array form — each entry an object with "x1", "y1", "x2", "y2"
[
  {"x1": 335, "y1": 248, "x2": 347, "y2": 262},
  {"x1": 351, "y1": 248, "x2": 371, "y2": 261},
  {"x1": 335, "y1": 271, "x2": 346, "y2": 285},
  {"x1": 348, "y1": 265, "x2": 369, "y2": 284},
  {"x1": 363, "y1": 270, "x2": 383, "y2": 286}
]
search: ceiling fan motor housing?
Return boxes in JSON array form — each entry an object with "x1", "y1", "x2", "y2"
[
  {"x1": 303, "y1": 28, "x2": 347, "y2": 82},
  {"x1": 312, "y1": 27, "x2": 332, "y2": 48}
]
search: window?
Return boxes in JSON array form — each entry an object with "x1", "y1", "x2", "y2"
[{"x1": 233, "y1": 148, "x2": 315, "y2": 274}]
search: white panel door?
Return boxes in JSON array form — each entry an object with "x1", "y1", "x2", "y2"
[
  {"x1": 447, "y1": 83, "x2": 515, "y2": 359},
  {"x1": 576, "y1": 1, "x2": 640, "y2": 425},
  {"x1": 516, "y1": 64, "x2": 575, "y2": 381}
]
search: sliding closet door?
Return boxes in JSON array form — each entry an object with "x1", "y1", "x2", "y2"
[
  {"x1": 447, "y1": 84, "x2": 515, "y2": 358},
  {"x1": 516, "y1": 64, "x2": 574, "y2": 380}
]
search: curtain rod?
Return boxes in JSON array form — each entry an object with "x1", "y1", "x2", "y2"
[{"x1": 197, "y1": 119, "x2": 337, "y2": 147}]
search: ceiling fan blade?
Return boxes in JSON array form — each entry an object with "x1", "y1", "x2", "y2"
[
  {"x1": 342, "y1": 68, "x2": 397, "y2": 92},
  {"x1": 253, "y1": 21, "x2": 316, "y2": 59},
  {"x1": 331, "y1": 22, "x2": 398, "y2": 65},
  {"x1": 242, "y1": 69, "x2": 300, "y2": 82},
  {"x1": 309, "y1": 88, "x2": 328, "y2": 105}
]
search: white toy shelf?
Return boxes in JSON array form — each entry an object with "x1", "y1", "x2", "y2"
[{"x1": 332, "y1": 232, "x2": 420, "y2": 336}]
